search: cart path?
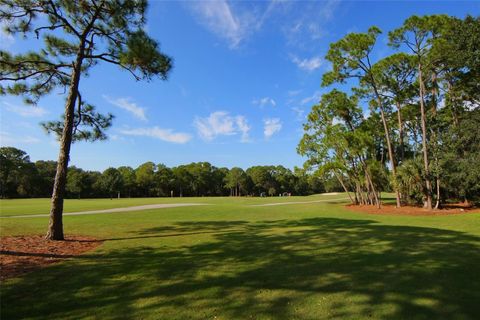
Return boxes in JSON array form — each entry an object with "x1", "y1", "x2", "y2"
[
  {"x1": 250, "y1": 197, "x2": 350, "y2": 207},
  {"x1": 2, "y1": 203, "x2": 209, "y2": 218}
]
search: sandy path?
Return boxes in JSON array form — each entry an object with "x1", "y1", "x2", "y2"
[
  {"x1": 2, "y1": 203, "x2": 208, "y2": 218},
  {"x1": 250, "y1": 197, "x2": 350, "y2": 207}
]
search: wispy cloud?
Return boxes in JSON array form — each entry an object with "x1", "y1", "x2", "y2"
[
  {"x1": 252, "y1": 97, "x2": 276, "y2": 107},
  {"x1": 291, "y1": 55, "x2": 322, "y2": 72},
  {"x1": 187, "y1": 0, "x2": 272, "y2": 49},
  {"x1": 263, "y1": 118, "x2": 282, "y2": 139},
  {"x1": 0, "y1": 131, "x2": 41, "y2": 145},
  {"x1": 119, "y1": 126, "x2": 192, "y2": 144},
  {"x1": 103, "y1": 95, "x2": 147, "y2": 121},
  {"x1": 287, "y1": 89, "x2": 302, "y2": 97},
  {"x1": 3, "y1": 101, "x2": 48, "y2": 117},
  {"x1": 291, "y1": 107, "x2": 306, "y2": 121},
  {"x1": 300, "y1": 90, "x2": 323, "y2": 106},
  {"x1": 235, "y1": 115, "x2": 251, "y2": 143},
  {"x1": 194, "y1": 111, "x2": 251, "y2": 142},
  {"x1": 283, "y1": 0, "x2": 339, "y2": 46}
]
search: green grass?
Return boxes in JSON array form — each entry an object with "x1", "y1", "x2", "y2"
[{"x1": 1, "y1": 194, "x2": 479, "y2": 319}]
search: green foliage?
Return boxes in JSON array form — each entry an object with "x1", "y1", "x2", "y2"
[
  {"x1": 0, "y1": 146, "x2": 327, "y2": 199},
  {"x1": 395, "y1": 158, "x2": 425, "y2": 205},
  {"x1": 0, "y1": 147, "x2": 36, "y2": 198},
  {"x1": 0, "y1": 0, "x2": 173, "y2": 138},
  {"x1": 302, "y1": 14, "x2": 479, "y2": 206},
  {"x1": 98, "y1": 168, "x2": 124, "y2": 198},
  {"x1": 438, "y1": 109, "x2": 480, "y2": 202},
  {"x1": 41, "y1": 103, "x2": 114, "y2": 142},
  {"x1": 322, "y1": 26, "x2": 381, "y2": 86}
]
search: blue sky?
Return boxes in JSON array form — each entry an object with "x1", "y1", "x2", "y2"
[{"x1": 1, "y1": 1, "x2": 478, "y2": 171}]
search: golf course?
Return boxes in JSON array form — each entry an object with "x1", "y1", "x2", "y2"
[
  {"x1": 1, "y1": 1, "x2": 479, "y2": 319},
  {"x1": 1, "y1": 194, "x2": 479, "y2": 319}
]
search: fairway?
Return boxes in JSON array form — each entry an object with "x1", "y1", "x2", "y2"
[{"x1": 1, "y1": 194, "x2": 479, "y2": 320}]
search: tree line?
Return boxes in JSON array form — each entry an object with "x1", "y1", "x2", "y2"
[
  {"x1": 0, "y1": 147, "x2": 334, "y2": 199},
  {"x1": 298, "y1": 15, "x2": 480, "y2": 208}
]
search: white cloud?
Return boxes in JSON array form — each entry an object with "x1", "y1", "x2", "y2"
[
  {"x1": 235, "y1": 115, "x2": 251, "y2": 142},
  {"x1": 194, "y1": 111, "x2": 251, "y2": 142},
  {"x1": 291, "y1": 55, "x2": 322, "y2": 72},
  {"x1": 119, "y1": 126, "x2": 192, "y2": 144},
  {"x1": 287, "y1": 89, "x2": 302, "y2": 97},
  {"x1": 253, "y1": 97, "x2": 276, "y2": 107},
  {"x1": 283, "y1": 0, "x2": 339, "y2": 45},
  {"x1": 103, "y1": 95, "x2": 147, "y2": 121},
  {"x1": 187, "y1": 0, "x2": 269, "y2": 49},
  {"x1": 0, "y1": 131, "x2": 41, "y2": 145},
  {"x1": 263, "y1": 118, "x2": 282, "y2": 139},
  {"x1": 3, "y1": 101, "x2": 48, "y2": 117},
  {"x1": 300, "y1": 90, "x2": 322, "y2": 106},
  {"x1": 291, "y1": 107, "x2": 305, "y2": 121}
]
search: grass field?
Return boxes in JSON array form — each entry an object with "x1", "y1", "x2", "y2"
[{"x1": 1, "y1": 194, "x2": 479, "y2": 319}]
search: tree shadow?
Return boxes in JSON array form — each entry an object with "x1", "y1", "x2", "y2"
[{"x1": 1, "y1": 217, "x2": 479, "y2": 319}]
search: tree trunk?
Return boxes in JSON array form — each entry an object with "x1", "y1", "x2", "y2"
[
  {"x1": 434, "y1": 177, "x2": 441, "y2": 209},
  {"x1": 418, "y1": 64, "x2": 433, "y2": 210},
  {"x1": 376, "y1": 96, "x2": 401, "y2": 208},
  {"x1": 46, "y1": 48, "x2": 85, "y2": 240},
  {"x1": 333, "y1": 171, "x2": 355, "y2": 205},
  {"x1": 431, "y1": 71, "x2": 441, "y2": 210},
  {"x1": 395, "y1": 101, "x2": 405, "y2": 162}
]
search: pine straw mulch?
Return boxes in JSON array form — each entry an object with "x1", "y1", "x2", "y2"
[
  {"x1": 345, "y1": 202, "x2": 480, "y2": 216},
  {"x1": 0, "y1": 235, "x2": 102, "y2": 281}
]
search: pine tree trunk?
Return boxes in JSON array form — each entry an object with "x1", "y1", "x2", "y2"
[
  {"x1": 396, "y1": 101, "x2": 405, "y2": 162},
  {"x1": 418, "y1": 64, "x2": 433, "y2": 210},
  {"x1": 333, "y1": 171, "x2": 355, "y2": 205},
  {"x1": 376, "y1": 96, "x2": 401, "y2": 208},
  {"x1": 434, "y1": 177, "x2": 441, "y2": 209},
  {"x1": 46, "y1": 47, "x2": 85, "y2": 240}
]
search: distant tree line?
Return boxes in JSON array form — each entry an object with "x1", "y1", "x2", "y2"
[
  {"x1": 0, "y1": 147, "x2": 335, "y2": 199},
  {"x1": 298, "y1": 15, "x2": 480, "y2": 207}
]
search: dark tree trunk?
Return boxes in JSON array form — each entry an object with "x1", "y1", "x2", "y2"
[{"x1": 46, "y1": 47, "x2": 85, "y2": 241}]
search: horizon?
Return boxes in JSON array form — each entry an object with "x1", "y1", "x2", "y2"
[{"x1": 1, "y1": 0, "x2": 478, "y2": 171}]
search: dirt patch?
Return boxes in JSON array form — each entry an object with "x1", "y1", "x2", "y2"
[
  {"x1": 0, "y1": 235, "x2": 102, "y2": 281},
  {"x1": 345, "y1": 203, "x2": 480, "y2": 216}
]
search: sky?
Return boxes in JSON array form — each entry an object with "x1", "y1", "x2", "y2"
[{"x1": 1, "y1": 0, "x2": 478, "y2": 172}]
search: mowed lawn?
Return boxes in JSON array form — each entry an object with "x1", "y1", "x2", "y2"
[{"x1": 1, "y1": 194, "x2": 479, "y2": 320}]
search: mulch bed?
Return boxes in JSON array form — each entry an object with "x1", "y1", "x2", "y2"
[
  {"x1": 0, "y1": 235, "x2": 102, "y2": 281},
  {"x1": 345, "y1": 203, "x2": 480, "y2": 216}
]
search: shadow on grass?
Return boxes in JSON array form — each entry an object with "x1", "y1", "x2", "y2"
[{"x1": 2, "y1": 218, "x2": 479, "y2": 319}]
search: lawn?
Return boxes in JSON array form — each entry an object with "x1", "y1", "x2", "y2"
[{"x1": 1, "y1": 194, "x2": 479, "y2": 319}]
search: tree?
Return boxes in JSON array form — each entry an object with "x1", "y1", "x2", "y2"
[
  {"x1": 65, "y1": 166, "x2": 89, "y2": 199},
  {"x1": 118, "y1": 166, "x2": 136, "y2": 197},
  {"x1": 135, "y1": 162, "x2": 156, "y2": 197},
  {"x1": 371, "y1": 53, "x2": 417, "y2": 163},
  {"x1": 323, "y1": 27, "x2": 402, "y2": 207},
  {"x1": 0, "y1": 0, "x2": 173, "y2": 239},
  {"x1": 225, "y1": 167, "x2": 248, "y2": 196},
  {"x1": 155, "y1": 164, "x2": 173, "y2": 197},
  {"x1": 0, "y1": 147, "x2": 35, "y2": 198},
  {"x1": 99, "y1": 167, "x2": 123, "y2": 199},
  {"x1": 172, "y1": 166, "x2": 192, "y2": 197},
  {"x1": 246, "y1": 166, "x2": 275, "y2": 196},
  {"x1": 298, "y1": 90, "x2": 381, "y2": 207},
  {"x1": 389, "y1": 15, "x2": 436, "y2": 209},
  {"x1": 33, "y1": 160, "x2": 57, "y2": 197}
]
